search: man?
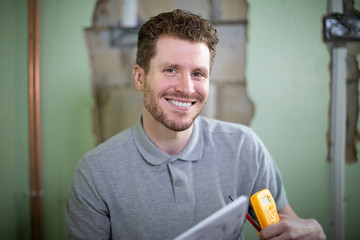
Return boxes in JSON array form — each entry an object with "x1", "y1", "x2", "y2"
[{"x1": 66, "y1": 9, "x2": 325, "y2": 240}]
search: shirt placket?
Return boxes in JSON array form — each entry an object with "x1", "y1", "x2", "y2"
[{"x1": 167, "y1": 160, "x2": 196, "y2": 223}]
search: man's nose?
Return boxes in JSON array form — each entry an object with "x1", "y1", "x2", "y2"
[{"x1": 174, "y1": 74, "x2": 195, "y2": 94}]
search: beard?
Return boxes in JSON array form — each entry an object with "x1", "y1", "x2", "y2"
[{"x1": 142, "y1": 80, "x2": 204, "y2": 132}]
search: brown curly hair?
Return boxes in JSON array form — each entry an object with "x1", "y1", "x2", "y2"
[{"x1": 136, "y1": 9, "x2": 219, "y2": 74}]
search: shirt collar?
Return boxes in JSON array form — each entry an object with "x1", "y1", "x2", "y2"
[{"x1": 132, "y1": 116, "x2": 203, "y2": 165}]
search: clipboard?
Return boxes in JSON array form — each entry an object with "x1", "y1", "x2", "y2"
[{"x1": 174, "y1": 195, "x2": 248, "y2": 240}]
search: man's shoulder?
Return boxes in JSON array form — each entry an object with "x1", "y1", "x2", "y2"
[
  {"x1": 82, "y1": 128, "x2": 134, "y2": 163},
  {"x1": 197, "y1": 116, "x2": 254, "y2": 136}
]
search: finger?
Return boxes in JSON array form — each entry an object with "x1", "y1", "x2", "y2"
[{"x1": 259, "y1": 222, "x2": 283, "y2": 240}]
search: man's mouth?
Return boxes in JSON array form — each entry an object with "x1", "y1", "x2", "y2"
[{"x1": 167, "y1": 99, "x2": 194, "y2": 108}]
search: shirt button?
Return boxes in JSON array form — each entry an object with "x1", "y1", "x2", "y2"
[{"x1": 175, "y1": 180, "x2": 182, "y2": 187}]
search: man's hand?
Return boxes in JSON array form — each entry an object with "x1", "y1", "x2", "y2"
[{"x1": 259, "y1": 214, "x2": 326, "y2": 240}]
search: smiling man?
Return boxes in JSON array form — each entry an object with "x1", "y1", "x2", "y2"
[{"x1": 66, "y1": 9, "x2": 325, "y2": 240}]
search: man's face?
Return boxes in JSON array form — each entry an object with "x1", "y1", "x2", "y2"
[{"x1": 137, "y1": 35, "x2": 210, "y2": 132}]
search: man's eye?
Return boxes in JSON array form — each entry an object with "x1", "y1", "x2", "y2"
[
  {"x1": 193, "y1": 72, "x2": 203, "y2": 77},
  {"x1": 165, "y1": 68, "x2": 176, "y2": 73}
]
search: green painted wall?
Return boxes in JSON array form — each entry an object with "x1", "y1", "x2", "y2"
[
  {"x1": 1, "y1": 0, "x2": 360, "y2": 239},
  {"x1": 40, "y1": 0, "x2": 96, "y2": 239},
  {"x1": 1, "y1": 0, "x2": 96, "y2": 239},
  {"x1": 0, "y1": 0, "x2": 30, "y2": 239},
  {"x1": 244, "y1": 1, "x2": 360, "y2": 239}
]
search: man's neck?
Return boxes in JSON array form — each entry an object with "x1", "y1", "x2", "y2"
[{"x1": 142, "y1": 113, "x2": 193, "y2": 155}]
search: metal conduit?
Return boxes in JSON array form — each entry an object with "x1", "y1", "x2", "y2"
[{"x1": 28, "y1": 0, "x2": 42, "y2": 239}]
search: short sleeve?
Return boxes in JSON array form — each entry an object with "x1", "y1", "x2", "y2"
[
  {"x1": 66, "y1": 158, "x2": 111, "y2": 240},
  {"x1": 248, "y1": 132, "x2": 288, "y2": 219}
]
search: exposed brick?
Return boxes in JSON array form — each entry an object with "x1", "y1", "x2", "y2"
[
  {"x1": 216, "y1": 83, "x2": 254, "y2": 125},
  {"x1": 211, "y1": 24, "x2": 246, "y2": 83}
]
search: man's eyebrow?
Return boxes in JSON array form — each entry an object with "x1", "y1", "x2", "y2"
[
  {"x1": 158, "y1": 62, "x2": 209, "y2": 75},
  {"x1": 194, "y1": 66, "x2": 209, "y2": 72},
  {"x1": 158, "y1": 62, "x2": 179, "y2": 69},
  {"x1": 193, "y1": 66, "x2": 210, "y2": 76}
]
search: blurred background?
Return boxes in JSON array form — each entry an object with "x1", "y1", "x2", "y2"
[{"x1": 1, "y1": 0, "x2": 360, "y2": 239}]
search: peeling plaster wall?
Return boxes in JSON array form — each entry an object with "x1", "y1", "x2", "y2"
[{"x1": 2, "y1": 0, "x2": 359, "y2": 240}]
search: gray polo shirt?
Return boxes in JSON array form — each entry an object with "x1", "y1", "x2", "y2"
[{"x1": 66, "y1": 116, "x2": 287, "y2": 240}]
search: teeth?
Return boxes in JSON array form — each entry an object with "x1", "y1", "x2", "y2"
[{"x1": 168, "y1": 100, "x2": 192, "y2": 108}]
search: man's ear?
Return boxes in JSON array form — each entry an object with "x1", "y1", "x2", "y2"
[{"x1": 133, "y1": 64, "x2": 145, "y2": 91}]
